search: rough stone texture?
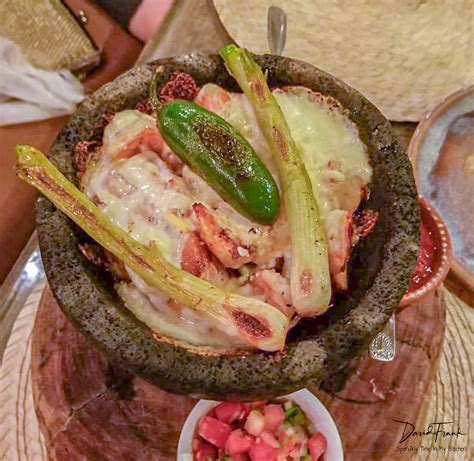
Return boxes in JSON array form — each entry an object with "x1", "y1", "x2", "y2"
[{"x1": 36, "y1": 53, "x2": 419, "y2": 399}]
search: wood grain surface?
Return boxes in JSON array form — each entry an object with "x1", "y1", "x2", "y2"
[
  {"x1": 18, "y1": 284, "x2": 464, "y2": 461},
  {"x1": 0, "y1": 282, "x2": 48, "y2": 461}
]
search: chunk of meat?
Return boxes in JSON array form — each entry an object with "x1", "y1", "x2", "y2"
[
  {"x1": 158, "y1": 71, "x2": 201, "y2": 103},
  {"x1": 180, "y1": 232, "x2": 228, "y2": 286},
  {"x1": 101, "y1": 110, "x2": 183, "y2": 172},
  {"x1": 110, "y1": 127, "x2": 164, "y2": 161},
  {"x1": 160, "y1": 142, "x2": 184, "y2": 173},
  {"x1": 73, "y1": 140, "x2": 98, "y2": 177},
  {"x1": 325, "y1": 210, "x2": 353, "y2": 291},
  {"x1": 193, "y1": 203, "x2": 256, "y2": 269},
  {"x1": 195, "y1": 84, "x2": 232, "y2": 112},
  {"x1": 249, "y1": 269, "x2": 293, "y2": 318},
  {"x1": 352, "y1": 209, "x2": 379, "y2": 246}
]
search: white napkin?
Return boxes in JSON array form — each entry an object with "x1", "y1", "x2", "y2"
[{"x1": 0, "y1": 37, "x2": 85, "y2": 126}]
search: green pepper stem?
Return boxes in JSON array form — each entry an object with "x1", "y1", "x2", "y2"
[{"x1": 149, "y1": 69, "x2": 164, "y2": 114}]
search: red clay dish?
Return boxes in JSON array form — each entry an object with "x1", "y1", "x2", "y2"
[{"x1": 400, "y1": 196, "x2": 452, "y2": 308}]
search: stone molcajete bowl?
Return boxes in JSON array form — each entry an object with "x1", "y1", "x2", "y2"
[{"x1": 36, "y1": 54, "x2": 419, "y2": 400}]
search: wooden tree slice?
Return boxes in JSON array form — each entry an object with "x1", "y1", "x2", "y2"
[
  {"x1": 315, "y1": 290, "x2": 446, "y2": 460},
  {"x1": 29, "y1": 286, "x2": 450, "y2": 461},
  {"x1": 31, "y1": 288, "x2": 196, "y2": 461}
]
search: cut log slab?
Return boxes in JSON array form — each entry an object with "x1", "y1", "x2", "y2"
[
  {"x1": 31, "y1": 287, "x2": 446, "y2": 461},
  {"x1": 31, "y1": 288, "x2": 196, "y2": 461}
]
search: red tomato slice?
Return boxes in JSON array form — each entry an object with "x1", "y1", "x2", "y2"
[
  {"x1": 214, "y1": 402, "x2": 244, "y2": 424},
  {"x1": 225, "y1": 429, "x2": 252, "y2": 455},
  {"x1": 229, "y1": 455, "x2": 249, "y2": 461},
  {"x1": 260, "y1": 431, "x2": 280, "y2": 448},
  {"x1": 242, "y1": 400, "x2": 267, "y2": 417},
  {"x1": 263, "y1": 404, "x2": 285, "y2": 432},
  {"x1": 244, "y1": 410, "x2": 266, "y2": 436},
  {"x1": 198, "y1": 416, "x2": 232, "y2": 448},
  {"x1": 193, "y1": 440, "x2": 218, "y2": 461},
  {"x1": 249, "y1": 440, "x2": 279, "y2": 461},
  {"x1": 308, "y1": 432, "x2": 327, "y2": 460}
]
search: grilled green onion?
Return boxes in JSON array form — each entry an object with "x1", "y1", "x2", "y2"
[
  {"x1": 15, "y1": 145, "x2": 289, "y2": 351},
  {"x1": 220, "y1": 45, "x2": 331, "y2": 315}
]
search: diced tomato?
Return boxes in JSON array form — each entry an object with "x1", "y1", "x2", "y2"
[
  {"x1": 249, "y1": 440, "x2": 279, "y2": 461},
  {"x1": 244, "y1": 410, "x2": 265, "y2": 437},
  {"x1": 308, "y1": 432, "x2": 327, "y2": 460},
  {"x1": 214, "y1": 402, "x2": 244, "y2": 424},
  {"x1": 198, "y1": 416, "x2": 232, "y2": 448},
  {"x1": 260, "y1": 431, "x2": 280, "y2": 448},
  {"x1": 289, "y1": 444, "x2": 304, "y2": 458},
  {"x1": 279, "y1": 435, "x2": 296, "y2": 457},
  {"x1": 263, "y1": 404, "x2": 285, "y2": 432},
  {"x1": 225, "y1": 429, "x2": 252, "y2": 455},
  {"x1": 193, "y1": 440, "x2": 218, "y2": 461},
  {"x1": 229, "y1": 455, "x2": 249, "y2": 461}
]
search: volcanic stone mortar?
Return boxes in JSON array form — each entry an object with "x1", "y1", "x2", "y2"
[{"x1": 36, "y1": 53, "x2": 419, "y2": 400}]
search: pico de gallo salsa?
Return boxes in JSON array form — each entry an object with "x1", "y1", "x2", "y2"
[{"x1": 192, "y1": 400, "x2": 327, "y2": 461}]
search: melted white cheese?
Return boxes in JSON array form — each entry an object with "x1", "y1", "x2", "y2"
[
  {"x1": 274, "y1": 87, "x2": 372, "y2": 217},
  {"x1": 85, "y1": 150, "x2": 192, "y2": 266},
  {"x1": 102, "y1": 110, "x2": 156, "y2": 159}
]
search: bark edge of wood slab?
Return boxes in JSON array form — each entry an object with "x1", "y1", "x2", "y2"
[{"x1": 35, "y1": 53, "x2": 419, "y2": 399}]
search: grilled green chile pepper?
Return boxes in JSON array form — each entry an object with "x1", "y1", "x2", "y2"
[{"x1": 151, "y1": 82, "x2": 280, "y2": 225}]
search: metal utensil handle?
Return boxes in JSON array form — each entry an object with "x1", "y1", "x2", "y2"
[
  {"x1": 267, "y1": 6, "x2": 287, "y2": 55},
  {"x1": 369, "y1": 313, "x2": 396, "y2": 361}
]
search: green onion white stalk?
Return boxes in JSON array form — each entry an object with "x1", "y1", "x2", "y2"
[
  {"x1": 220, "y1": 45, "x2": 331, "y2": 315},
  {"x1": 15, "y1": 145, "x2": 289, "y2": 351}
]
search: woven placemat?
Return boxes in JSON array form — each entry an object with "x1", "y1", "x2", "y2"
[
  {"x1": 213, "y1": 0, "x2": 474, "y2": 122},
  {"x1": 0, "y1": 281, "x2": 47, "y2": 461}
]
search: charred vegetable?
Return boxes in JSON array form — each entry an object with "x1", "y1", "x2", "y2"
[
  {"x1": 150, "y1": 73, "x2": 280, "y2": 225},
  {"x1": 220, "y1": 45, "x2": 331, "y2": 316},
  {"x1": 15, "y1": 145, "x2": 289, "y2": 351}
]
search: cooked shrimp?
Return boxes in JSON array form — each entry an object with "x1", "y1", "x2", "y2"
[
  {"x1": 181, "y1": 231, "x2": 229, "y2": 287},
  {"x1": 192, "y1": 202, "x2": 256, "y2": 269},
  {"x1": 249, "y1": 269, "x2": 293, "y2": 318},
  {"x1": 101, "y1": 110, "x2": 183, "y2": 171},
  {"x1": 325, "y1": 209, "x2": 353, "y2": 291}
]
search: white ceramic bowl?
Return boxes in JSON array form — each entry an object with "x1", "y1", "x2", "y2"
[{"x1": 177, "y1": 388, "x2": 344, "y2": 460}]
